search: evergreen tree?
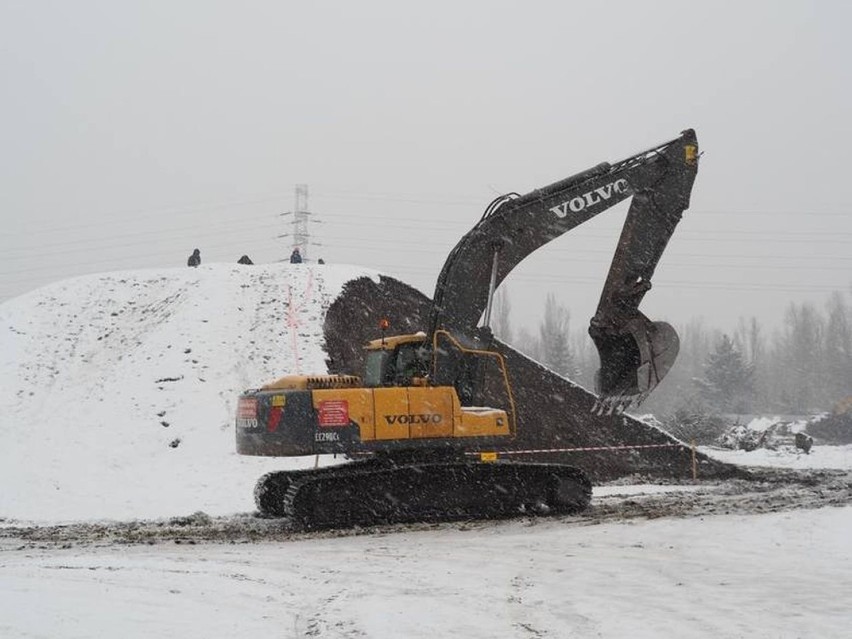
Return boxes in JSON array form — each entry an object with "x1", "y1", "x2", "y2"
[
  {"x1": 641, "y1": 318, "x2": 716, "y2": 416},
  {"x1": 695, "y1": 334, "x2": 754, "y2": 413}
]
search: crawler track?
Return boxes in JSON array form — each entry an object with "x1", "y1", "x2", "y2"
[
  {"x1": 256, "y1": 458, "x2": 591, "y2": 530},
  {"x1": 254, "y1": 458, "x2": 382, "y2": 517}
]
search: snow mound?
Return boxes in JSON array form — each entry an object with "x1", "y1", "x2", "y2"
[
  {"x1": 701, "y1": 444, "x2": 852, "y2": 470},
  {"x1": 745, "y1": 416, "x2": 780, "y2": 432},
  {"x1": 0, "y1": 263, "x2": 378, "y2": 522}
]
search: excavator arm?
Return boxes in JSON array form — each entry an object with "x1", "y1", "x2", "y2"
[{"x1": 428, "y1": 129, "x2": 699, "y2": 412}]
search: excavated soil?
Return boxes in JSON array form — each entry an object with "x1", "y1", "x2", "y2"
[{"x1": 324, "y1": 275, "x2": 739, "y2": 482}]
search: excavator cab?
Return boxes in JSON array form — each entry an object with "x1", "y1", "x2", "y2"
[{"x1": 363, "y1": 333, "x2": 430, "y2": 387}]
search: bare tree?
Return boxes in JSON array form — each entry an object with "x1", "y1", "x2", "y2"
[
  {"x1": 514, "y1": 326, "x2": 542, "y2": 362},
  {"x1": 539, "y1": 293, "x2": 576, "y2": 378},
  {"x1": 570, "y1": 329, "x2": 598, "y2": 390},
  {"x1": 491, "y1": 286, "x2": 513, "y2": 344},
  {"x1": 772, "y1": 302, "x2": 826, "y2": 412},
  {"x1": 824, "y1": 291, "x2": 852, "y2": 403},
  {"x1": 735, "y1": 316, "x2": 766, "y2": 410}
]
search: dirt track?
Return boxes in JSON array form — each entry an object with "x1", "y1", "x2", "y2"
[{"x1": 3, "y1": 468, "x2": 850, "y2": 550}]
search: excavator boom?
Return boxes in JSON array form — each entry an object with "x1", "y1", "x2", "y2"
[{"x1": 429, "y1": 129, "x2": 699, "y2": 411}]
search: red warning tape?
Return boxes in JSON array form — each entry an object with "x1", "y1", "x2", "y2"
[
  {"x1": 466, "y1": 443, "x2": 684, "y2": 456},
  {"x1": 284, "y1": 271, "x2": 314, "y2": 375}
]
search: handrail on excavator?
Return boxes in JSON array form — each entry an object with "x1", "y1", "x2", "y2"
[{"x1": 431, "y1": 329, "x2": 517, "y2": 437}]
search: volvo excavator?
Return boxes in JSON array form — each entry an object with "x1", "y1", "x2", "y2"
[{"x1": 235, "y1": 129, "x2": 700, "y2": 529}]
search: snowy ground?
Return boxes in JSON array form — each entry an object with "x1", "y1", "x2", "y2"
[
  {"x1": 3, "y1": 506, "x2": 851, "y2": 638},
  {"x1": 702, "y1": 443, "x2": 852, "y2": 470},
  {"x1": 2, "y1": 264, "x2": 851, "y2": 638}
]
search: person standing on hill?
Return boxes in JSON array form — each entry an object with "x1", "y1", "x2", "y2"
[
  {"x1": 289, "y1": 247, "x2": 302, "y2": 264},
  {"x1": 187, "y1": 248, "x2": 201, "y2": 267}
]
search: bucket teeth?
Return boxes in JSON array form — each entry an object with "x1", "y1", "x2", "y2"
[{"x1": 592, "y1": 391, "x2": 650, "y2": 416}]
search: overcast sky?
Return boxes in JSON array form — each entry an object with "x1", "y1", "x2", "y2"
[{"x1": 2, "y1": 0, "x2": 850, "y2": 336}]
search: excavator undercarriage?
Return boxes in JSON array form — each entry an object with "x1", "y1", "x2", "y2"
[{"x1": 254, "y1": 453, "x2": 591, "y2": 530}]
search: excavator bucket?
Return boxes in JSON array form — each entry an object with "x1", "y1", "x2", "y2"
[{"x1": 591, "y1": 317, "x2": 679, "y2": 414}]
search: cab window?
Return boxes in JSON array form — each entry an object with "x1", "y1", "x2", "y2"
[
  {"x1": 363, "y1": 351, "x2": 388, "y2": 387},
  {"x1": 393, "y1": 343, "x2": 428, "y2": 385}
]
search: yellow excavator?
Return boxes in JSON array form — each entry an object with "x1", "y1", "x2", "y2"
[{"x1": 235, "y1": 129, "x2": 700, "y2": 529}]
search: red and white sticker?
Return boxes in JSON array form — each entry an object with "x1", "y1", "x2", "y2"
[
  {"x1": 237, "y1": 397, "x2": 258, "y2": 419},
  {"x1": 318, "y1": 400, "x2": 349, "y2": 427}
]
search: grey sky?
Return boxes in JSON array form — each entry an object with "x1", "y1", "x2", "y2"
[{"x1": 2, "y1": 1, "x2": 850, "y2": 335}]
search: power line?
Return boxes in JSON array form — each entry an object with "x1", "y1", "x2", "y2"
[
  {"x1": 5, "y1": 216, "x2": 849, "y2": 271},
  {"x1": 0, "y1": 235, "x2": 283, "y2": 278},
  {"x1": 5, "y1": 206, "x2": 849, "y2": 244},
  {"x1": 3, "y1": 181, "x2": 850, "y2": 238},
  {"x1": 2, "y1": 226, "x2": 849, "y2": 278},
  {"x1": 4, "y1": 229, "x2": 848, "y2": 271},
  {"x1": 2, "y1": 185, "x2": 849, "y2": 304},
  {"x1": 2, "y1": 193, "x2": 295, "y2": 237},
  {"x1": 2, "y1": 217, "x2": 280, "y2": 258}
]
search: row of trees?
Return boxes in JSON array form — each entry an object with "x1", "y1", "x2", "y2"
[{"x1": 491, "y1": 287, "x2": 852, "y2": 418}]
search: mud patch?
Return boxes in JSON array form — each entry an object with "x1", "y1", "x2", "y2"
[{"x1": 3, "y1": 468, "x2": 849, "y2": 549}]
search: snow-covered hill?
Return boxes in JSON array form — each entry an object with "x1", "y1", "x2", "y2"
[{"x1": 0, "y1": 263, "x2": 377, "y2": 521}]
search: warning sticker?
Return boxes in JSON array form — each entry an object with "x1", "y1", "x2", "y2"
[
  {"x1": 318, "y1": 400, "x2": 349, "y2": 427},
  {"x1": 237, "y1": 397, "x2": 258, "y2": 419}
]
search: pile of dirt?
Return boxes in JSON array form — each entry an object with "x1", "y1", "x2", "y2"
[{"x1": 324, "y1": 276, "x2": 739, "y2": 482}]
